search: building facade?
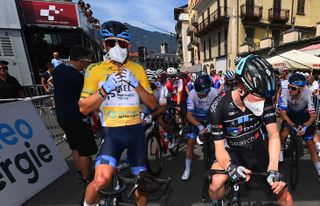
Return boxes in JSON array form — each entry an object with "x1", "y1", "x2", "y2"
[
  {"x1": 174, "y1": 4, "x2": 192, "y2": 68},
  {"x1": 186, "y1": 0, "x2": 320, "y2": 73}
]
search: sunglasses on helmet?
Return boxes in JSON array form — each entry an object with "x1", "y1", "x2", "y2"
[{"x1": 105, "y1": 39, "x2": 129, "y2": 49}]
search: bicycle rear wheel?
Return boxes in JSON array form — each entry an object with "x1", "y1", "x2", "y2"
[
  {"x1": 289, "y1": 139, "x2": 300, "y2": 191},
  {"x1": 146, "y1": 133, "x2": 164, "y2": 176}
]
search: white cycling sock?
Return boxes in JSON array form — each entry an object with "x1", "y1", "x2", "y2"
[
  {"x1": 314, "y1": 162, "x2": 320, "y2": 176},
  {"x1": 83, "y1": 199, "x2": 96, "y2": 206},
  {"x1": 185, "y1": 159, "x2": 191, "y2": 171}
]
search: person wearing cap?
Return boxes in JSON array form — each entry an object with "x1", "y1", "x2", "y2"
[{"x1": 0, "y1": 60, "x2": 25, "y2": 100}]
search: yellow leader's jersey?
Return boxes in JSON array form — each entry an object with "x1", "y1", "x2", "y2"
[{"x1": 81, "y1": 60, "x2": 152, "y2": 127}]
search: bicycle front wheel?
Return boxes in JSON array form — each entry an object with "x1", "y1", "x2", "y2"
[
  {"x1": 289, "y1": 139, "x2": 300, "y2": 191},
  {"x1": 203, "y1": 135, "x2": 212, "y2": 170},
  {"x1": 146, "y1": 133, "x2": 164, "y2": 176}
]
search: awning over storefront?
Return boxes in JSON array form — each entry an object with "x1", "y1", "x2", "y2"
[
  {"x1": 300, "y1": 44, "x2": 320, "y2": 56},
  {"x1": 266, "y1": 50, "x2": 320, "y2": 70}
]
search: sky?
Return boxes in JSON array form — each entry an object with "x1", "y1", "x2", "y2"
[{"x1": 79, "y1": 0, "x2": 188, "y2": 34}]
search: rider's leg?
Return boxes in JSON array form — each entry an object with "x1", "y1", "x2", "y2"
[
  {"x1": 208, "y1": 162, "x2": 229, "y2": 201},
  {"x1": 182, "y1": 126, "x2": 198, "y2": 180},
  {"x1": 182, "y1": 138, "x2": 196, "y2": 180},
  {"x1": 313, "y1": 132, "x2": 320, "y2": 155},
  {"x1": 277, "y1": 187, "x2": 294, "y2": 206},
  {"x1": 84, "y1": 164, "x2": 114, "y2": 205},
  {"x1": 305, "y1": 139, "x2": 320, "y2": 177},
  {"x1": 134, "y1": 189, "x2": 147, "y2": 206},
  {"x1": 128, "y1": 124, "x2": 149, "y2": 206}
]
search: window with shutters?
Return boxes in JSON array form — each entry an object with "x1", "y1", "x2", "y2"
[
  {"x1": 0, "y1": 37, "x2": 15, "y2": 57},
  {"x1": 297, "y1": 0, "x2": 305, "y2": 15}
]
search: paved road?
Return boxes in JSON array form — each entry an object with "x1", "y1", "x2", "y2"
[{"x1": 23, "y1": 141, "x2": 320, "y2": 206}]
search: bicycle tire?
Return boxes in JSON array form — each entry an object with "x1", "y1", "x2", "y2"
[
  {"x1": 289, "y1": 139, "x2": 300, "y2": 191},
  {"x1": 203, "y1": 137, "x2": 211, "y2": 170},
  {"x1": 146, "y1": 132, "x2": 164, "y2": 176}
]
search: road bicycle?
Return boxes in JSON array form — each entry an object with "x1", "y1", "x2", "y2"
[
  {"x1": 145, "y1": 108, "x2": 188, "y2": 176},
  {"x1": 145, "y1": 121, "x2": 168, "y2": 176},
  {"x1": 283, "y1": 130, "x2": 304, "y2": 191},
  {"x1": 165, "y1": 105, "x2": 188, "y2": 156},
  {"x1": 98, "y1": 169, "x2": 171, "y2": 206},
  {"x1": 198, "y1": 120, "x2": 215, "y2": 171},
  {"x1": 202, "y1": 169, "x2": 277, "y2": 206}
]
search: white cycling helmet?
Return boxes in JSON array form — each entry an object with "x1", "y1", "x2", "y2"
[
  {"x1": 166, "y1": 67, "x2": 177, "y2": 76},
  {"x1": 146, "y1": 70, "x2": 158, "y2": 85},
  {"x1": 156, "y1": 69, "x2": 165, "y2": 76},
  {"x1": 224, "y1": 70, "x2": 235, "y2": 81}
]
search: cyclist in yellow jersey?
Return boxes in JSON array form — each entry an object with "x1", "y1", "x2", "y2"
[{"x1": 79, "y1": 21, "x2": 157, "y2": 206}]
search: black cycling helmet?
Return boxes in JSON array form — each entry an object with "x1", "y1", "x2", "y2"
[
  {"x1": 100, "y1": 20, "x2": 131, "y2": 41},
  {"x1": 288, "y1": 73, "x2": 307, "y2": 87},
  {"x1": 194, "y1": 75, "x2": 211, "y2": 95},
  {"x1": 235, "y1": 54, "x2": 276, "y2": 98}
]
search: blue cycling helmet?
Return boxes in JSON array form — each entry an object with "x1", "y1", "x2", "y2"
[
  {"x1": 288, "y1": 73, "x2": 307, "y2": 87},
  {"x1": 236, "y1": 54, "x2": 276, "y2": 98},
  {"x1": 100, "y1": 21, "x2": 131, "y2": 42},
  {"x1": 194, "y1": 75, "x2": 211, "y2": 95}
]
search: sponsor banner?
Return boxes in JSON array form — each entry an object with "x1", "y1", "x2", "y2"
[
  {"x1": 0, "y1": 101, "x2": 69, "y2": 206},
  {"x1": 21, "y1": 0, "x2": 79, "y2": 27}
]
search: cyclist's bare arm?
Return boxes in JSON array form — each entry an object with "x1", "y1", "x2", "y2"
[
  {"x1": 136, "y1": 85, "x2": 157, "y2": 110},
  {"x1": 280, "y1": 110, "x2": 295, "y2": 128},
  {"x1": 214, "y1": 139, "x2": 231, "y2": 170},
  {"x1": 79, "y1": 90, "x2": 104, "y2": 115},
  {"x1": 150, "y1": 106, "x2": 166, "y2": 120},
  {"x1": 266, "y1": 123, "x2": 281, "y2": 171},
  {"x1": 186, "y1": 112, "x2": 200, "y2": 127}
]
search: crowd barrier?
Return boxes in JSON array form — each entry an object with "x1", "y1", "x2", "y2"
[{"x1": 0, "y1": 94, "x2": 66, "y2": 145}]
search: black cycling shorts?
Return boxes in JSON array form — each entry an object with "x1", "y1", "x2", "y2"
[
  {"x1": 96, "y1": 124, "x2": 147, "y2": 175},
  {"x1": 228, "y1": 143, "x2": 274, "y2": 194},
  {"x1": 58, "y1": 118, "x2": 98, "y2": 156}
]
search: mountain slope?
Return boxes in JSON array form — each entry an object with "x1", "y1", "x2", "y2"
[{"x1": 125, "y1": 23, "x2": 177, "y2": 53}]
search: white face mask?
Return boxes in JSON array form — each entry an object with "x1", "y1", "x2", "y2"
[
  {"x1": 108, "y1": 43, "x2": 128, "y2": 63},
  {"x1": 243, "y1": 97, "x2": 265, "y2": 116}
]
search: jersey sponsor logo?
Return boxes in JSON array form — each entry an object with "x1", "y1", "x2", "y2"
[
  {"x1": 227, "y1": 126, "x2": 243, "y2": 136},
  {"x1": 210, "y1": 95, "x2": 223, "y2": 113},
  {"x1": 212, "y1": 124, "x2": 223, "y2": 129},
  {"x1": 228, "y1": 111, "x2": 237, "y2": 116},
  {"x1": 228, "y1": 132, "x2": 260, "y2": 147}
]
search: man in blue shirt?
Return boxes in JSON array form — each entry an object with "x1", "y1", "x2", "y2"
[{"x1": 51, "y1": 51, "x2": 63, "y2": 68}]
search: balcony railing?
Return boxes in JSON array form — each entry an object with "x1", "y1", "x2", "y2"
[
  {"x1": 197, "y1": 6, "x2": 229, "y2": 34},
  {"x1": 240, "y1": 4, "x2": 262, "y2": 20},
  {"x1": 191, "y1": 15, "x2": 198, "y2": 26},
  {"x1": 268, "y1": 8, "x2": 289, "y2": 23}
]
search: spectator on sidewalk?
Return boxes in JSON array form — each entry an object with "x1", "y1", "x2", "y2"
[
  {"x1": 51, "y1": 51, "x2": 63, "y2": 68},
  {"x1": 41, "y1": 63, "x2": 54, "y2": 94},
  {"x1": 52, "y1": 45, "x2": 97, "y2": 182},
  {"x1": 0, "y1": 60, "x2": 25, "y2": 100}
]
